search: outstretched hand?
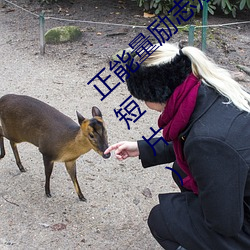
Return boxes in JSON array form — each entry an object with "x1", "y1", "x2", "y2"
[{"x1": 104, "y1": 141, "x2": 139, "y2": 160}]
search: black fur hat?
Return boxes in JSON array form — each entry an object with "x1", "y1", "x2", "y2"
[{"x1": 126, "y1": 52, "x2": 192, "y2": 103}]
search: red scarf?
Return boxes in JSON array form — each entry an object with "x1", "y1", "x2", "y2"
[{"x1": 158, "y1": 73, "x2": 200, "y2": 194}]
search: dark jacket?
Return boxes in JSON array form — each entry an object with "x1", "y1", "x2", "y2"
[{"x1": 138, "y1": 84, "x2": 250, "y2": 250}]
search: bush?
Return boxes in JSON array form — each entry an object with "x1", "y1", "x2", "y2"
[
  {"x1": 213, "y1": 0, "x2": 250, "y2": 17},
  {"x1": 135, "y1": 0, "x2": 250, "y2": 18}
]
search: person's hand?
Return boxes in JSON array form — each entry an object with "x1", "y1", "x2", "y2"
[{"x1": 104, "y1": 141, "x2": 139, "y2": 160}]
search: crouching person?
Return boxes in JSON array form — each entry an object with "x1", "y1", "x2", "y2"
[{"x1": 105, "y1": 43, "x2": 250, "y2": 249}]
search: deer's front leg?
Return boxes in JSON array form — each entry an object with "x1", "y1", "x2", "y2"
[{"x1": 65, "y1": 160, "x2": 86, "y2": 202}]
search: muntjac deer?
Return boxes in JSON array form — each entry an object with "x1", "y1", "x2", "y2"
[{"x1": 0, "y1": 94, "x2": 110, "y2": 201}]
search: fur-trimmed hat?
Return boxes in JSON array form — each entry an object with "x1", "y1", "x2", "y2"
[{"x1": 126, "y1": 52, "x2": 192, "y2": 103}]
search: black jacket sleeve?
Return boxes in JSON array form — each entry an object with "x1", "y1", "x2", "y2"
[
  {"x1": 137, "y1": 138, "x2": 176, "y2": 168},
  {"x1": 185, "y1": 137, "x2": 249, "y2": 237}
]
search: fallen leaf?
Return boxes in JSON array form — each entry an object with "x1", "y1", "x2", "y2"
[{"x1": 143, "y1": 12, "x2": 156, "y2": 18}]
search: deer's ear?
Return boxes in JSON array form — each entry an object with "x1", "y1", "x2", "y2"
[
  {"x1": 92, "y1": 106, "x2": 102, "y2": 118},
  {"x1": 76, "y1": 111, "x2": 85, "y2": 125}
]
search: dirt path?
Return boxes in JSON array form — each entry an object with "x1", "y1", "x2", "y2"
[
  {"x1": 0, "y1": 1, "x2": 249, "y2": 249},
  {"x1": 0, "y1": 2, "x2": 175, "y2": 250}
]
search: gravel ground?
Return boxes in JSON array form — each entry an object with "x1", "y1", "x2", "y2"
[{"x1": 0, "y1": 1, "x2": 249, "y2": 249}]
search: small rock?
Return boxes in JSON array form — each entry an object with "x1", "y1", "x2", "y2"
[
  {"x1": 51, "y1": 223, "x2": 67, "y2": 231},
  {"x1": 236, "y1": 65, "x2": 250, "y2": 76},
  {"x1": 0, "y1": 0, "x2": 6, "y2": 8},
  {"x1": 142, "y1": 188, "x2": 152, "y2": 198},
  {"x1": 5, "y1": 241, "x2": 15, "y2": 246},
  {"x1": 111, "y1": 48, "x2": 133, "y2": 62},
  {"x1": 133, "y1": 198, "x2": 140, "y2": 205},
  {"x1": 231, "y1": 71, "x2": 247, "y2": 82},
  {"x1": 39, "y1": 223, "x2": 50, "y2": 228}
]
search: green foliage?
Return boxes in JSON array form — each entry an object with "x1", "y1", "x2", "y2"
[
  {"x1": 136, "y1": 0, "x2": 250, "y2": 18},
  {"x1": 213, "y1": 0, "x2": 250, "y2": 17},
  {"x1": 136, "y1": 0, "x2": 208, "y2": 19},
  {"x1": 213, "y1": 0, "x2": 236, "y2": 17}
]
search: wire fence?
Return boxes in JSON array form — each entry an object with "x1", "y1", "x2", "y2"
[
  {"x1": 2, "y1": 0, "x2": 250, "y2": 55},
  {"x1": 4, "y1": 0, "x2": 250, "y2": 28}
]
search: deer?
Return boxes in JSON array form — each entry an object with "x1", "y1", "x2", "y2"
[{"x1": 0, "y1": 94, "x2": 111, "y2": 201}]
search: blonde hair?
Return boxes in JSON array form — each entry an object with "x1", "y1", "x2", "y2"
[{"x1": 143, "y1": 43, "x2": 250, "y2": 113}]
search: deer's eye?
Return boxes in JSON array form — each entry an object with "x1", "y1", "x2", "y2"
[{"x1": 89, "y1": 133, "x2": 94, "y2": 139}]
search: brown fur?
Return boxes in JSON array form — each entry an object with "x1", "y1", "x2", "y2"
[{"x1": 0, "y1": 94, "x2": 110, "y2": 201}]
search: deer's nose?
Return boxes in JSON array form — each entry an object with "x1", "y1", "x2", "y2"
[{"x1": 103, "y1": 152, "x2": 111, "y2": 159}]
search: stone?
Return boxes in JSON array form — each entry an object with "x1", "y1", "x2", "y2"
[
  {"x1": 231, "y1": 71, "x2": 247, "y2": 82},
  {"x1": 111, "y1": 48, "x2": 134, "y2": 62},
  {"x1": 142, "y1": 187, "x2": 152, "y2": 198},
  {"x1": 0, "y1": 0, "x2": 6, "y2": 8},
  {"x1": 45, "y1": 26, "x2": 82, "y2": 44}
]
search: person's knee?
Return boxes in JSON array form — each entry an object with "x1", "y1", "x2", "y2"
[
  {"x1": 148, "y1": 204, "x2": 167, "y2": 240},
  {"x1": 148, "y1": 204, "x2": 161, "y2": 233},
  {"x1": 148, "y1": 204, "x2": 180, "y2": 250}
]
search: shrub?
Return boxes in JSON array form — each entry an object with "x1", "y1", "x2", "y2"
[
  {"x1": 135, "y1": 0, "x2": 250, "y2": 18},
  {"x1": 213, "y1": 0, "x2": 250, "y2": 17}
]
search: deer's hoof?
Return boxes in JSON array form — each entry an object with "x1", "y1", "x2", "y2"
[{"x1": 79, "y1": 196, "x2": 87, "y2": 202}]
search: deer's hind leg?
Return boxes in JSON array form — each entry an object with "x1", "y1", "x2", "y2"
[
  {"x1": 65, "y1": 160, "x2": 86, "y2": 202},
  {"x1": 0, "y1": 126, "x2": 5, "y2": 159},
  {"x1": 10, "y1": 141, "x2": 26, "y2": 172}
]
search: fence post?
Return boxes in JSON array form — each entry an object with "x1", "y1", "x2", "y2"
[
  {"x1": 201, "y1": 1, "x2": 208, "y2": 51},
  {"x1": 188, "y1": 25, "x2": 195, "y2": 46},
  {"x1": 39, "y1": 11, "x2": 45, "y2": 55}
]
